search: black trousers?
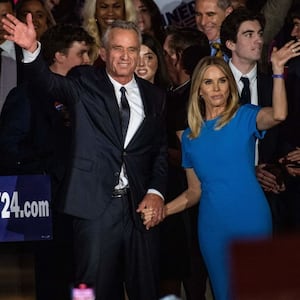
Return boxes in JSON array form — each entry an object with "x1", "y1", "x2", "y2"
[{"x1": 73, "y1": 193, "x2": 160, "y2": 300}]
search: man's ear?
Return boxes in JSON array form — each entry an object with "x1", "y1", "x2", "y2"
[
  {"x1": 54, "y1": 51, "x2": 65, "y2": 64},
  {"x1": 99, "y1": 47, "x2": 106, "y2": 62},
  {"x1": 225, "y1": 40, "x2": 235, "y2": 52},
  {"x1": 225, "y1": 6, "x2": 233, "y2": 17}
]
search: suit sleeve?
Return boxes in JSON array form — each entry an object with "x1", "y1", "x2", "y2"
[
  {"x1": 25, "y1": 52, "x2": 79, "y2": 106},
  {"x1": 148, "y1": 91, "x2": 168, "y2": 198},
  {"x1": 0, "y1": 86, "x2": 39, "y2": 174}
]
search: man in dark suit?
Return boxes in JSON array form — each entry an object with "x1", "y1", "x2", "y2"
[
  {"x1": 194, "y1": 0, "x2": 233, "y2": 61},
  {"x1": 220, "y1": 7, "x2": 285, "y2": 232},
  {"x1": 3, "y1": 14, "x2": 167, "y2": 300},
  {"x1": 276, "y1": 4, "x2": 300, "y2": 231}
]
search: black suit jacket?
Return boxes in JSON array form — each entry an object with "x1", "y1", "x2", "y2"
[
  {"x1": 257, "y1": 71, "x2": 281, "y2": 164},
  {"x1": 278, "y1": 57, "x2": 300, "y2": 152},
  {"x1": 0, "y1": 82, "x2": 71, "y2": 184},
  {"x1": 26, "y1": 54, "x2": 168, "y2": 230}
]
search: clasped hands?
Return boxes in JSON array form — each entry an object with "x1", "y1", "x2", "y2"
[
  {"x1": 256, "y1": 147, "x2": 300, "y2": 193},
  {"x1": 136, "y1": 193, "x2": 166, "y2": 230}
]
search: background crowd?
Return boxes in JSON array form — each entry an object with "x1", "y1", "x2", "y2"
[{"x1": 1, "y1": 0, "x2": 300, "y2": 300}]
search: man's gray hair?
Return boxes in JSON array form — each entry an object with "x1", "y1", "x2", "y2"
[
  {"x1": 217, "y1": 0, "x2": 232, "y2": 10},
  {"x1": 101, "y1": 20, "x2": 142, "y2": 48}
]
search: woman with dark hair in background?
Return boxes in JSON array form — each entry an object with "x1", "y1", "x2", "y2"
[
  {"x1": 16, "y1": 0, "x2": 55, "y2": 40},
  {"x1": 135, "y1": 34, "x2": 170, "y2": 89},
  {"x1": 133, "y1": 0, "x2": 166, "y2": 45}
]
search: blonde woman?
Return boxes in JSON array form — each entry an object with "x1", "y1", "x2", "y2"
[
  {"x1": 143, "y1": 41, "x2": 300, "y2": 300},
  {"x1": 81, "y1": 0, "x2": 136, "y2": 63}
]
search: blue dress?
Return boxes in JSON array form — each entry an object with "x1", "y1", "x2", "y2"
[{"x1": 181, "y1": 105, "x2": 272, "y2": 300}]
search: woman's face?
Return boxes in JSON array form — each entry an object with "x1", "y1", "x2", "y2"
[
  {"x1": 95, "y1": 0, "x2": 125, "y2": 33},
  {"x1": 133, "y1": 0, "x2": 152, "y2": 34},
  {"x1": 199, "y1": 65, "x2": 229, "y2": 113},
  {"x1": 18, "y1": 0, "x2": 49, "y2": 40},
  {"x1": 135, "y1": 44, "x2": 158, "y2": 83}
]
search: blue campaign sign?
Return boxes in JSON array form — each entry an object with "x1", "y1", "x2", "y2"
[{"x1": 0, "y1": 175, "x2": 52, "y2": 242}]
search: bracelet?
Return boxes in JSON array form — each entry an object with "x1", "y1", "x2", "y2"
[{"x1": 272, "y1": 74, "x2": 284, "y2": 78}]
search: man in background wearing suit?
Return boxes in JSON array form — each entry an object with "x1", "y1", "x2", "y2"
[
  {"x1": 220, "y1": 7, "x2": 285, "y2": 232},
  {"x1": 2, "y1": 13, "x2": 167, "y2": 300},
  {"x1": 194, "y1": 0, "x2": 233, "y2": 60}
]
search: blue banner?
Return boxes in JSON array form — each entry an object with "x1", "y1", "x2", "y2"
[{"x1": 0, "y1": 175, "x2": 52, "y2": 242}]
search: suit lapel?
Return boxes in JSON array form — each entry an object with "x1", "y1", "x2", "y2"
[{"x1": 98, "y1": 69, "x2": 123, "y2": 145}]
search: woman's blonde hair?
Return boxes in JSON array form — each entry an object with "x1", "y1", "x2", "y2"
[
  {"x1": 82, "y1": 0, "x2": 137, "y2": 62},
  {"x1": 188, "y1": 56, "x2": 239, "y2": 138}
]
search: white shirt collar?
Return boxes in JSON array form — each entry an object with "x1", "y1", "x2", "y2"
[
  {"x1": 0, "y1": 40, "x2": 16, "y2": 60},
  {"x1": 107, "y1": 73, "x2": 136, "y2": 90},
  {"x1": 229, "y1": 59, "x2": 257, "y2": 84},
  {"x1": 107, "y1": 73, "x2": 139, "y2": 101}
]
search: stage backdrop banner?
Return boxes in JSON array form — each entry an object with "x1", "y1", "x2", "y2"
[
  {"x1": 0, "y1": 175, "x2": 52, "y2": 242},
  {"x1": 155, "y1": 0, "x2": 196, "y2": 28}
]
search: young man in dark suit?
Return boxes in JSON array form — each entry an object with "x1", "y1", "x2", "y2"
[
  {"x1": 2, "y1": 14, "x2": 167, "y2": 300},
  {"x1": 220, "y1": 7, "x2": 286, "y2": 232},
  {"x1": 276, "y1": 4, "x2": 300, "y2": 231}
]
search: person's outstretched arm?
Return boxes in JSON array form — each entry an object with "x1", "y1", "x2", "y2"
[
  {"x1": 2, "y1": 13, "x2": 38, "y2": 53},
  {"x1": 141, "y1": 168, "x2": 201, "y2": 228},
  {"x1": 257, "y1": 40, "x2": 300, "y2": 131}
]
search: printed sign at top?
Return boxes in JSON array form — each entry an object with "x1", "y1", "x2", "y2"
[{"x1": 156, "y1": 0, "x2": 196, "y2": 28}]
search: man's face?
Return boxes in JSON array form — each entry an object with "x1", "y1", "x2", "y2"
[
  {"x1": 0, "y1": 2, "x2": 14, "y2": 44},
  {"x1": 291, "y1": 17, "x2": 300, "y2": 41},
  {"x1": 163, "y1": 34, "x2": 179, "y2": 85},
  {"x1": 229, "y1": 20, "x2": 263, "y2": 64},
  {"x1": 195, "y1": 0, "x2": 232, "y2": 42},
  {"x1": 61, "y1": 41, "x2": 91, "y2": 73},
  {"x1": 100, "y1": 28, "x2": 140, "y2": 84}
]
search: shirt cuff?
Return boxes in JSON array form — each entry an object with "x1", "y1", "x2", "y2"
[
  {"x1": 147, "y1": 189, "x2": 164, "y2": 201},
  {"x1": 22, "y1": 41, "x2": 41, "y2": 63}
]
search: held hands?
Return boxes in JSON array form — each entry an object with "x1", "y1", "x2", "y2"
[
  {"x1": 270, "y1": 40, "x2": 300, "y2": 74},
  {"x1": 279, "y1": 147, "x2": 300, "y2": 177},
  {"x1": 136, "y1": 193, "x2": 165, "y2": 230},
  {"x1": 256, "y1": 164, "x2": 285, "y2": 194},
  {"x1": 2, "y1": 13, "x2": 37, "y2": 52}
]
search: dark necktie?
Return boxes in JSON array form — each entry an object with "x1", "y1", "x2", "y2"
[
  {"x1": 240, "y1": 77, "x2": 251, "y2": 105},
  {"x1": 212, "y1": 42, "x2": 223, "y2": 58},
  {"x1": 120, "y1": 87, "x2": 130, "y2": 143}
]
